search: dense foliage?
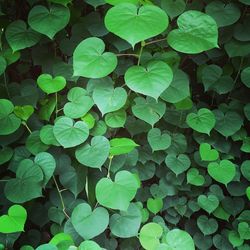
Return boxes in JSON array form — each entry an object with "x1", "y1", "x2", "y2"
[{"x1": 0, "y1": 0, "x2": 250, "y2": 249}]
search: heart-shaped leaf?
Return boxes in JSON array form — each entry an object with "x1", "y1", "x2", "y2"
[
  {"x1": 197, "y1": 215, "x2": 218, "y2": 235},
  {"x1": 186, "y1": 108, "x2": 216, "y2": 135},
  {"x1": 96, "y1": 170, "x2": 140, "y2": 210},
  {"x1": 187, "y1": 168, "x2": 205, "y2": 186},
  {"x1": 147, "y1": 128, "x2": 171, "y2": 151},
  {"x1": 139, "y1": 222, "x2": 163, "y2": 250},
  {"x1": 125, "y1": 61, "x2": 173, "y2": 100},
  {"x1": 106, "y1": 0, "x2": 138, "y2": 5},
  {"x1": 109, "y1": 138, "x2": 139, "y2": 156},
  {"x1": 53, "y1": 116, "x2": 89, "y2": 148},
  {"x1": 28, "y1": 4, "x2": 70, "y2": 39},
  {"x1": 37, "y1": 74, "x2": 66, "y2": 94},
  {"x1": 110, "y1": 203, "x2": 142, "y2": 238},
  {"x1": 213, "y1": 110, "x2": 243, "y2": 137},
  {"x1": 93, "y1": 81, "x2": 127, "y2": 115},
  {"x1": 199, "y1": 143, "x2": 219, "y2": 161},
  {"x1": 246, "y1": 187, "x2": 250, "y2": 200},
  {"x1": 0, "y1": 205, "x2": 27, "y2": 234},
  {"x1": 14, "y1": 105, "x2": 34, "y2": 121},
  {"x1": 73, "y1": 37, "x2": 117, "y2": 78},
  {"x1": 164, "y1": 229, "x2": 195, "y2": 250},
  {"x1": 4, "y1": 159, "x2": 43, "y2": 203},
  {"x1": 198, "y1": 194, "x2": 219, "y2": 214},
  {"x1": 160, "y1": 69, "x2": 190, "y2": 103},
  {"x1": 63, "y1": 87, "x2": 94, "y2": 119},
  {"x1": 105, "y1": 110, "x2": 127, "y2": 128},
  {"x1": 105, "y1": 3, "x2": 168, "y2": 47},
  {"x1": 34, "y1": 152, "x2": 56, "y2": 186},
  {"x1": 78, "y1": 241, "x2": 102, "y2": 250},
  {"x1": 75, "y1": 136, "x2": 110, "y2": 169},
  {"x1": 205, "y1": 1, "x2": 241, "y2": 27},
  {"x1": 147, "y1": 198, "x2": 163, "y2": 214},
  {"x1": 71, "y1": 203, "x2": 109, "y2": 240},
  {"x1": 167, "y1": 10, "x2": 218, "y2": 53},
  {"x1": 0, "y1": 99, "x2": 21, "y2": 135},
  {"x1": 208, "y1": 160, "x2": 236, "y2": 185},
  {"x1": 165, "y1": 154, "x2": 191, "y2": 175},
  {"x1": 238, "y1": 222, "x2": 250, "y2": 240},
  {"x1": 132, "y1": 97, "x2": 166, "y2": 127},
  {"x1": 5, "y1": 20, "x2": 41, "y2": 52}
]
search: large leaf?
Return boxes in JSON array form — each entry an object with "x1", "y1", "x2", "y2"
[
  {"x1": 5, "y1": 20, "x2": 41, "y2": 52},
  {"x1": 125, "y1": 61, "x2": 173, "y2": 100},
  {"x1": 53, "y1": 116, "x2": 89, "y2": 148},
  {"x1": 167, "y1": 10, "x2": 218, "y2": 53},
  {"x1": 105, "y1": 3, "x2": 168, "y2": 47},
  {"x1": 28, "y1": 4, "x2": 70, "y2": 39},
  {"x1": 73, "y1": 37, "x2": 117, "y2": 78}
]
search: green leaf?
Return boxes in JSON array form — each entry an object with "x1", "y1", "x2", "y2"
[
  {"x1": 105, "y1": 3, "x2": 168, "y2": 47},
  {"x1": 71, "y1": 203, "x2": 109, "y2": 240},
  {"x1": 213, "y1": 110, "x2": 243, "y2": 137},
  {"x1": 73, "y1": 37, "x2": 117, "y2": 78},
  {"x1": 110, "y1": 203, "x2": 142, "y2": 238},
  {"x1": 105, "y1": 110, "x2": 126, "y2": 128},
  {"x1": 0, "y1": 147, "x2": 13, "y2": 165},
  {"x1": 241, "y1": 67, "x2": 250, "y2": 88},
  {"x1": 75, "y1": 136, "x2": 110, "y2": 169},
  {"x1": 198, "y1": 194, "x2": 219, "y2": 214},
  {"x1": 34, "y1": 152, "x2": 56, "y2": 186},
  {"x1": 186, "y1": 168, "x2": 205, "y2": 186},
  {"x1": 186, "y1": 108, "x2": 216, "y2": 135},
  {"x1": 125, "y1": 61, "x2": 173, "y2": 100},
  {"x1": 28, "y1": 4, "x2": 70, "y2": 39},
  {"x1": 96, "y1": 170, "x2": 140, "y2": 210},
  {"x1": 139, "y1": 222, "x2": 162, "y2": 250},
  {"x1": 5, "y1": 20, "x2": 41, "y2": 52},
  {"x1": 246, "y1": 187, "x2": 250, "y2": 200},
  {"x1": 0, "y1": 205, "x2": 27, "y2": 234},
  {"x1": 147, "y1": 198, "x2": 163, "y2": 214},
  {"x1": 147, "y1": 128, "x2": 171, "y2": 151},
  {"x1": 64, "y1": 87, "x2": 94, "y2": 119},
  {"x1": 165, "y1": 154, "x2": 191, "y2": 175},
  {"x1": 167, "y1": 10, "x2": 218, "y2": 54},
  {"x1": 205, "y1": 1, "x2": 241, "y2": 27},
  {"x1": 0, "y1": 56, "x2": 7, "y2": 76},
  {"x1": 37, "y1": 74, "x2": 66, "y2": 94},
  {"x1": 105, "y1": 0, "x2": 139, "y2": 5},
  {"x1": 109, "y1": 138, "x2": 139, "y2": 156},
  {"x1": 53, "y1": 116, "x2": 89, "y2": 148},
  {"x1": 161, "y1": 0, "x2": 185, "y2": 19},
  {"x1": 0, "y1": 99, "x2": 21, "y2": 135},
  {"x1": 132, "y1": 97, "x2": 166, "y2": 127},
  {"x1": 208, "y1": 160, "x2": 236, "y2": 185},
  {"x1": 238, "y1": 222, "x2": 250, "y2": 240},
  {"x1": 199, "y1": 143, "x2": 219, "y2": 161},
  {"x1": 4, "y1": 159, "x2": 43, "y2": 203},
  {"x1": 93, "y1": 81, "x2": 127, "y2": 115},
  {"x1": 228, "y1": 231, "x2": 244, "y2": 248},
  {"x1": 14, "y1": 105, "x2": 34, "y2": 121},
  {"x1": 160, "y1": 69, "x2": 190, "y2": 103},
  {"x1": 78, "y1": 240, "x2": 101, "y2": 250},
  {"x1": 197, "y1": 215, "x2": 218, "y2": 235},
  {"x1": 164, "y1": 229, "x2": 195, "y2": 250}
]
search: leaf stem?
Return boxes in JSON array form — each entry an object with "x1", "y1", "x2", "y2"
[
  {"x1": 53, "y1": 176, "x2": 70, "y2": 220},
  {"x1": 137, "y1": 41, "x2": 145, "y2": 65},
  {"x1": 22, "y1": 121, "x2": 32, "y2": 134},
  {"x1": 116, "y1": 53, "x2": 139, "y2": 58},
  {"x1": 3, "y1": 72, "x2": 10, "y2": 99},
  {"x1": 107, "y1": 156, "x2": 113, "y2": 178},
  {"x1": 144, "y1": 37, "x2": 167, "y2": 46},
  {"x1": 55, "y1": 92, "x2": 58, "y2": 118}
]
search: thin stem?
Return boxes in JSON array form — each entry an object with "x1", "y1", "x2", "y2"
[
  {"x1": 137, "y1": 42, "x2": 145, "y2": 66},
  {"x1": 55, "y1": 92, "x2": 58, "y2": 118},
  {"x1": 117, "y1": 53, "x2": 139, "y2": 58},
  {"x1": 228, "y1": 57, "x2": 244, "y2": 99},
  {"x1": 53, "y1": 176, "x2": 70, "y2": 219},
  {"x1": 107, "y1": 156, "x2": 113, "y2": 178},
  {"x1": 0, "y1": 179, "x2": 9, "y2": 182},
  {"x1": 22, "y1": 121, "x2": 32, "y2": 134},
  {"x1": 144, "y1": 37, "x2": 167, "y2": 46},
  {"x1": 3, "y1": 72, "x2": 10, "y2": 99}
]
